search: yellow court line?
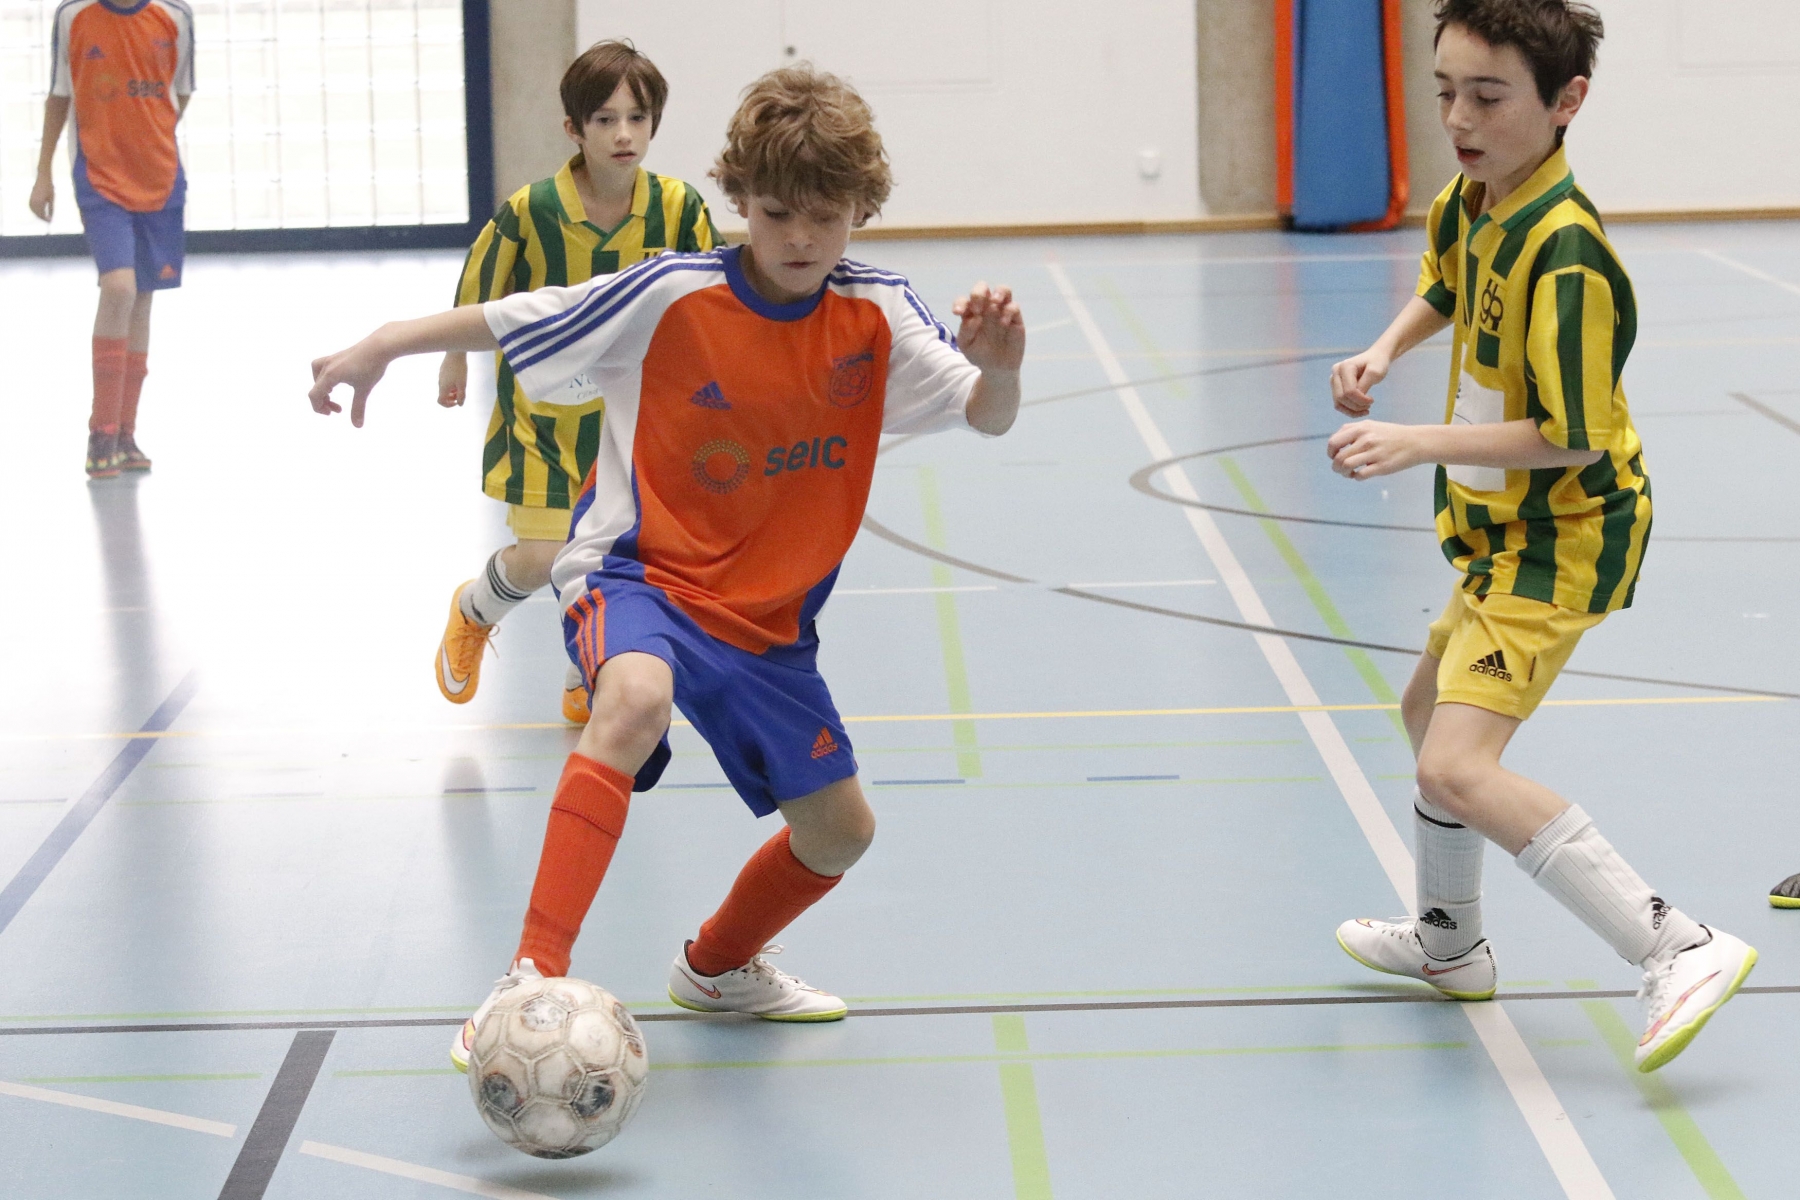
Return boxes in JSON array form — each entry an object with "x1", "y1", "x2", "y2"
[{"x1": 2, "y1": 694, "x2": 1779, "y2": 744}]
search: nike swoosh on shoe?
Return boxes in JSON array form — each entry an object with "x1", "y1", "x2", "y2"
[
  {"x1": 1421, "y1": 961, "x2": 1472, "y2": 977},
  {"x1": 439, "y1": 648, "x2": 471, "y2": 695},
  {"x1": 1640, "y1": 971, "x2": 1720, "y2": 1046},
  {"x1": 679, "y1": 970, "x2": 722, "y2": 1000}
]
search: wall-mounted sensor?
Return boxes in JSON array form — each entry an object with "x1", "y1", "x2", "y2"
[{"x1": 1138, "y1": 148, "x2": 1163, "y2": 180}]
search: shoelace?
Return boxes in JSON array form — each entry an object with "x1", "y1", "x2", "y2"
[
  {"x1": 1636, "y1": 957, "x2": 1679, "y2": 1013},
  {"x1": 743, "y1": 944, "x2": 810, "y2": 989},
  {"x1": 450, "y1": 618, "x2": 499, "y2": 664}
]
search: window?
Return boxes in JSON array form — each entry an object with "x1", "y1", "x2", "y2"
[{"x1": 0, "y1": 0, "x2": 472, "y2": 239}]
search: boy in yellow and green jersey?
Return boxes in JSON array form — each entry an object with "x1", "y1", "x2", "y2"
[
  {"x1": 435, "y1": 40, "x2": 719, "y2": 722},
  {"x1": 1325, "y1": 0, "x2": 1753, "y2": 1076}
]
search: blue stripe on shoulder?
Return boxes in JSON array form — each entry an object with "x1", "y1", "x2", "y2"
[
  {"x1": 501, "y1": 252, "x2": 723, "y2": 372},
  {"x1": 828, "y1": 262, "x2": 955, "y2": 344}
]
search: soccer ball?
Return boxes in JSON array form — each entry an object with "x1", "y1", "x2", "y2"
[{"x1": 467, "y1": 976, "x2": 649, "y2": 1158}]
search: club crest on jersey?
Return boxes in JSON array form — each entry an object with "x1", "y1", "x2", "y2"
[
  {"x1": 691, "y1": 439, "x2": 750, "y2": 494},
  {"x1": 828, "y1": 350, "x2": 875, "y2": 408}
]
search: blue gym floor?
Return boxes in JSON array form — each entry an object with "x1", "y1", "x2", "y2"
[{"x1": 3, "y1": 223, "x2": 1796, "y2": 1198}]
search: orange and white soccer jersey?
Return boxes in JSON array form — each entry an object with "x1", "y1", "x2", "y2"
[
  {"x1": 485, "y1": 246, "x2": 983, "y2": 656},
  {"x1": 51, "y1": 0, "x2": 195, "y2": 213}
]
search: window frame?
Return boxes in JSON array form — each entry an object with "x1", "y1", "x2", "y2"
[{"x1": 0, "y1": 0, "x2": 495, "y2": 259}]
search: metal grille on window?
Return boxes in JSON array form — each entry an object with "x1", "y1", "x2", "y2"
[{"x1": 0, "y1": 0, "x2": 468, "y2": 238}]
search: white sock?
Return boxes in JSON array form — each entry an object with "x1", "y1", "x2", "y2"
[
  {"x1": 1515, "y1": 804, "x2": 1708, "y2": 967},
  {"x1": 564, "y1": 661, "x2": 585, "y2": 690},
  {"x1": 460, "y1": 550, "x2": 534, "y2": 626},
  {"x1": 1414, "y1": 788, "x2": 1485, "y2": 959}
]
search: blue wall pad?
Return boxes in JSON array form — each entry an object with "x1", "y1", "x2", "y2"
[{"x1": 1292, "y1": 0, "x2": 1391, "y2": 229}]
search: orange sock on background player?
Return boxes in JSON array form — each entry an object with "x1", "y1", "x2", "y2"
[
  {"x1": 515, "y1": 753, "x2": 633, "y2": 978},
  {"x1": 120, "y1": 350, "x2": 148, "y2": 436},
  {"x1": 90, "y1": 337, "x2": 127, "y2": 432},
  {"x1": 685, "y1": 825, "x2": 841, "y2": 976}
]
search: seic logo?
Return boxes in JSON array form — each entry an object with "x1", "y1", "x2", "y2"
[
  {"x1": 691, "y1": 439, "x2": 750, "y2": 493},
  {"x1": 828, "y1": 350, "x2": 875, "y2": 408},
  {"x1": 765, "y1": 435, "x2": 848, "y2": 476},
  {"x1": 1469, "y1": 650, "x2": 1513, "y2": 682},
  {"x1": 1478, "y1": 279, "x2": 1505, "y2": 333}
]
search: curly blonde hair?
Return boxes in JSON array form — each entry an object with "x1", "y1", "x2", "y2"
[{"x1": 711, "y1": 65, "x2": 892, "y2": 223}]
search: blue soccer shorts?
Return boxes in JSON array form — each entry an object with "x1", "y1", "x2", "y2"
[
  {"x1": 563, "y1": 572, "x2": 859, "y2": 817},
  {"x1": 76, "y1": 184, "x2": 185, "y2": 292}
]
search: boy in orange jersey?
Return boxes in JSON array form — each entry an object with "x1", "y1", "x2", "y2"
[
  {"x1": 308, "y1": 65, "x2": 1024, "y2": 1063},
  {"x1": 32, "y1": 0, "x2": 195, "y2": 478},
  {"x1": 435, "y1": 41, "x2": 720, "y2": 725}
]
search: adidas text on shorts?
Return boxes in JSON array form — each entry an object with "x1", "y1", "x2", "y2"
[{"x1": 1424, "y1": 585, "x2": 1606, "y2": 720}]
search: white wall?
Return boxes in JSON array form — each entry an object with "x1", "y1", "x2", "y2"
[
  {"x1": 1569, "y1": 0, "x2": 1800, "y2": 209},
  {"x1": 578, "y1": 0, "x2": 1203, "y2": 230}
]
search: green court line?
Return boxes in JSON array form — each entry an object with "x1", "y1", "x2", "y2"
[
  {"x1": 1572, "y1": 983, "x2": 1747, "y2": 1200},
  {"x1": 342, "y1": 1039, "x2": 1468, "y2": 1078},
  {"x1": 22, "y1": 1072, "x2": 261, "y2": 1084},
  {"x1": 1215, "y1": 457, "x2": 1408, "y2": 736},
  {"x1": 992, "y1": 1015, "x2": 1054, "y2": 1200},
  {"x1": 918, "y1": 466, "x2": 982, "y2": 778},
  {"x1": 1101, "y1": 282, "x2": 1407, "y2": 733}
]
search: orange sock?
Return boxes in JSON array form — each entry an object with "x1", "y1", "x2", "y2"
[
  {"x1": 120, "y1": 351, "x2": 148, "y2": 436},
  {"x1": 685, "y1": 826, "x2": 841, "y2": 976},
  {"x1": 515, "y1": 754, "x2": 633, "y2": 978},
  {"x1": 90, "y1": 337, "x2": 127, "y2": 433}
]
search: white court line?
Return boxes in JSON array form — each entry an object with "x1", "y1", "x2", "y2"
[
  {"x1": 1030, "y1": 316, "x2": 1075, "y2": 333},
  {"x1": 1691, "y1": 247, "x2": 1800, "y2": 300},
  {"x1": 1066, "y1": 579, "x2": 1218, "y2": 589},
  {"x1": 836, "y1": 585, "x2": 1000, "y2": 595},
  {"x1": 301, "y1": 1141, "x2": 561, "y2": 1199},
  {"x1": 0, "y1": 1078, "x2": 236, "y2": 1137},
  {"x1": 1047, "y1": 260, "x2": 1617, "y2": 1200}
]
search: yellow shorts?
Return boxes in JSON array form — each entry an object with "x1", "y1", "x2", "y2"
[
  {"x1": 505, "y1": 503, "x2": 573, "y2": 542},
  {"x1": 1425, "y1": 586, "x2": 1606, "y2": 720}
]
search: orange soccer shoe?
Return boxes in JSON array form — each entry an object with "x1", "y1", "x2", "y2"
[{"x1": 436, "y1": 582, "x2": 496, "y2": 704}]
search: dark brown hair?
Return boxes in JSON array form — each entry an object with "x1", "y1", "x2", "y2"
[
  {"x1": 1434, "y1": 0, "x2": 1604, "y2": 106},
  {"x1": 711, "y1": 65, "x2": 892, "y2": 222},
  {"x1": 561, "y1": 39, "x2": 668, "y2": 134}
]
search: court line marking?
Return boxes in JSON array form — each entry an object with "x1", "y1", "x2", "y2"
[
  {"x1": 299, "y1": 1141, "x2": 560, "y2": 1200},
  {"x1": 218, "y1": 1030, "x2": 335, "y2": 1200},
  {"x1": 1048, "y1": 260, "x2": 1617, "y2": 1200},
  {"x1": 1729, "y1": 390, "x2": 1800, "y2": 437},
  {"x1": 4, "y1": 694, "x2": 1775, "y2": 745},
  {"x1": 1693, "y1": 247, "x2": 1800, "y2": 299},
  {"x1": 6, "y1": 986, "x2": 1799, "y2": 1038},
  {"x1": 0, "y1": 1078, "x2": 236, "y2": 1137},
  {"x1": 1065, "y1": 578, "x2": 1217, "y2": 588},
  {"x1": 1575, "y1": 990, "x2": 1747, "y2": 1200},
  {"x1": 993, "y1": 1015, "x2": 1053, "y2": 1200},
  {"x1": 919, "y1": 465, "x2": 983, "y2": 777},
  {"x1": 0, "y1": 670, "x2": 199, "y2": 938}
]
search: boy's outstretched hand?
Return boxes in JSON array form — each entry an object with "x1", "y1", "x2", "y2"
[
  {"x1": 953, "y1": 283, "x2": 1025, "y2": 371},
  {"x1": 309, "y1": 338, "x2": 390, "y2": 428}
]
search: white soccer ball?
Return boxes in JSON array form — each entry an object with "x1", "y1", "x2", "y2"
[{"x1": 467, "y1": 976, "x2": 649, "y2": 1158}]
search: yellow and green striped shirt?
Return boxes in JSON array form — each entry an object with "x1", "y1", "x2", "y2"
[
  {"x1": 455, "y1": 157, "x2": 720, "y2": 509},
  {"x1": 1416, "y1": 146, "x2": 1650, "y2": 614}
]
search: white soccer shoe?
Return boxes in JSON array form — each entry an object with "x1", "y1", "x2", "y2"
[
  {"x1": 668, "y1": 943, "x2": 848, "y2": 1021},
  {"x1": 1635, "y1": 927, "x2": 1756, "y2": 1073},
  {"x1": 450, "y1": 957, "x2": 544, "y2": 1073},
  {"x1": 1336, "y1": 917, "x2": 1498, "y2": 1001}
]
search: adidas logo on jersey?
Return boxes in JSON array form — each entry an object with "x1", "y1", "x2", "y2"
[
  {"x1": 1419, "y1": 907, "x2": 1458, "y2": 931},
  {"x1": 810, "y1": 727, "x2": 840, "y2": 759},
  {"x1": 84, "y1": 45, "x2": 105, "y2": 60},
  {"x1": 1469, "y1": 650, "x2": 1512, "y2": 682},
  {"x1": 689, "y1": 381, "x2": 730, "y2": 410}
]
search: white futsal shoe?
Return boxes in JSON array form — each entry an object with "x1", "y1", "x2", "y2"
[
  {"x1": 1336, "y1": 917, "x2": 1498, "y2": 1001},
  {"x1": 668, "y1": 943, "x2": 848, "y2": 1021},
  {"x1": 450, "y1": 957, "x2": 544, "y2": 1072},
  {"x1": 1635, "y1": 927, "x2": 1756, "y2": 1073}
]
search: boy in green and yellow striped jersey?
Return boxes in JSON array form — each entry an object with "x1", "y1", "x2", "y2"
[
  {"x1": 1325, "y1": 0, "x2": 1753, "y2": 1076},
  {"x1": 435, "y1": 40, "x2": 720, "y2": 722}
]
